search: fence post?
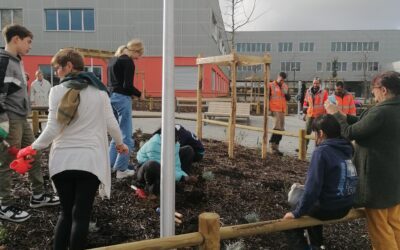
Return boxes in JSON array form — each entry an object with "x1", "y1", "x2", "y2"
[
  {"x1": 256, "y1": 101, "x2": 261, "y2": 115},
  {"x1": 149, "y1": 98, "x2": 153, "y2": 111},
  {"x1": 199, "y1": 212, "x2": 220, "y2": 250},
  {"x1": 298, "y1": 129, "x2": 306, "y2": 160},
  {"x1": 32, "y1": 111, "x2": 39, "y2": 137}
]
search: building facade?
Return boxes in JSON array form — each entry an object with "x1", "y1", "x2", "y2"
[
  {"x1": 235, "y1": 30, "x2": 400, "y2": 97},
  {"x1": 0, "y1": 0, "x2": 230, "y2": 97}
]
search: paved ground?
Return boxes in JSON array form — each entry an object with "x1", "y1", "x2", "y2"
[{"x1": 133, "y1": 111, "x2": 315, "y2": 159}]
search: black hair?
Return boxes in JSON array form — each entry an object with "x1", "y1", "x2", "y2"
[
  {"x1": 2, "y1": 24, "x2": 33, "y2": 43},
  {"x1": 311, "y1": 114, "x2": 341, "y2": 139},
  {"x1": 372, "y1": 71, "x2": 400, "y2": 96},
  {"x1": 152, "y1": 127, "x2": 179, "y2": 142},
  {"x1": 336, "y1": 81, "x2": 344, "y2": 88},
  {"x1": 278, "y1": 72, "x2": 287, "y2": 79}
]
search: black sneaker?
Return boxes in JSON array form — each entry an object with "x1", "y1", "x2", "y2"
[
  {"x1": 0, "y1": 205, "x2": 31, "y2": 222},
  {"x1": 30, "y1": 194, "x2": 60, "y2": 208}
]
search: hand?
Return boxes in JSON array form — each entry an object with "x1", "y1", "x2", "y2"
[
  {"x1": 16, "y1": 145, "x2": 37, "y2": 161},
  {"x1": 324, "y1": 101, "x2": 340, "y2": 114},
  {"x1": 184, "y1": 176, "x2": 198, "y2": 183},
  {"x1": 116, "y1": 144, "x2": 129, "y2": 154},
  {"x1": 283, "y1": 212, "x2": 295, "y2": 220}
]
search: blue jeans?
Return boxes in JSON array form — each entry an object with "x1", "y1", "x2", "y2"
[{"x1": 109, "y1": 93, "x2": 134, "y2": 171}]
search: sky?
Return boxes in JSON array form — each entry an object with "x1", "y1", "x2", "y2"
[{"x1": 218, "y1": 0, "x2": 400, "y2": 31}]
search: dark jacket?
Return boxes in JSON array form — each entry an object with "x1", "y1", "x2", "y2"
[
  {"x1": 0, "y1": 49, "x2": 30, "y2": 122},
  {"x1": 292, "y1": 138, "x2": 357, "y2": 218},
  {"x1": 333, "y1": 96, "x2": 400, "y2": 208},
  {"x1": 107, "y1": 55, "x2": 141, "y2": 97},
  {"x1": 175, "y1": 124, "x2": 204, "y2": 156}
]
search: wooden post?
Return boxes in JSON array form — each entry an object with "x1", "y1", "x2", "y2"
[
  {"x1": 250, "y1": 81, "x2": 253, "y2": 102},
  {"x1": 261, "y1": 63, "x2": 270, "y2": 159},
  {"x1": 149, "y1": 98, "x2": 153, "y2": 111},
  {"x1": 244, "y1": 81, "x2": 248, "y2": 102},
  {"x1": 142, "y1": 73, "x2": 146, "y2": 100},
  {"x1": 196, "y1": 54, "x2": 204, "y2": 140},
  {"x1": 198, "y1": 213, "x2": 220, "y2": 250},
  {"x1": 228, "y1": 59, "x2": 237, "y2": 158},
  {"x1": 298, "y1": 129, "x2": 306, "y2": 160},
  {"x1": 256, "y1": 101, "x2": 261, "y2": 115},
  {"x1": 32, "y1": 111, "x2": 39, "y2": 137}
]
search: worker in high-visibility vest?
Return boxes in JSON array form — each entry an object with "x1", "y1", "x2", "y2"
[
  {"x1": 303, "y1": 77, "x2": 328, "y2": 149},
  {"x1": 334, "y1": 81, "x2": 356, "y2": 116},
  {"x1": 269, "y1": 72, "x2": 291, "y2": 156}
]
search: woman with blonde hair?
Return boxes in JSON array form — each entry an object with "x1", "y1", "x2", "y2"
[{"x1": 108, "y1": 39, "x2": 144, "y2": 178}]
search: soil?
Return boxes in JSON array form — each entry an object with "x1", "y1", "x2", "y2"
[{"x1": 0, "y1": 135, "x2": 370, "y2": 249}]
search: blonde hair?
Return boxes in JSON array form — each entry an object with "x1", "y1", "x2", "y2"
[
  {"x1": 35, "y1": 70, "x2": 43, "y2": 77},
  {"x1": 126, "y1": 39, "x2": 144, "y2": 56},
  {"x1": 114, "y1": 45, "x2": 127, "y2": 56}
]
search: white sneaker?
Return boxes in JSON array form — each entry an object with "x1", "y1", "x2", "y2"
[
  {"x1": 0, "y1": 205, "x2": 31, "y2": 222},
  {"x1": 116, "y1": 169, "x2": 135, "y2": 179}
]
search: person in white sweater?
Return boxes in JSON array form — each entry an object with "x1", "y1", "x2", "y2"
[{"x1": 19, "y1": 48, "x2": 128, "y2": 250}]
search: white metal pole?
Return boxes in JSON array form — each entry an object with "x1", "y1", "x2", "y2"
[{"x1": 160, "y1": 0, "x2": 175, "y2": 237}]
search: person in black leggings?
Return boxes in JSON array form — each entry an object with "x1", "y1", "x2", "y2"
[{"x1": 52, "y1": 170, "x2": 100, "y2": 250}]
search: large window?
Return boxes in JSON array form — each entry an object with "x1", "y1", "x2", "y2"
[
  {"x1": 316, "y1": 62, "x2": 322, "y2": 72},
  {"x1": 280, "y1": 62, "x2": 300, "y2": 72},
  {"x1": 351, "y1": 61, "x2": 379, "y2": 72},
  {"x1": 0, "y1": 9, "x2": 23, "y2": 29},
  {"x1": 236, "y1": 43, "x2": 271, "y2": 53},
  {"x1": 331, "y1": 41, "x2": 379, "y2": 52},
  {"x1": 299, "y1": 42, "x2": 314, "y2": 52},
  {"x1": 326, "y1": 62, "x2": 347, "y2": 72},
  {"x1": 45, "y1": 9, "x2": 95, "y2": 31},
  {"x1": 278, "y1": 42, "x2": 293, "y2": 52},
  {"x1": 39, "y1": 65, "x2": 60, "y2": 86}
]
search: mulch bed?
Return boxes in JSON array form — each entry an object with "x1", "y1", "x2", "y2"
[{"x1": 0, "y1": 136, "x2": 370, "y2": 249}]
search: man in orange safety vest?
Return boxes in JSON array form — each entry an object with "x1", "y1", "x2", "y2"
[
  {"x1": 269, "y1": 72, "x2": 291, "y2": 155},
  {"x1": 333, "y1": 81, "x2": 356, "y2": 116},
  {"x1": 303, "y1": 77, "x2": 328, "y2": 149}
]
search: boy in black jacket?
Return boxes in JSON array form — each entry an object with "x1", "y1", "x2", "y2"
[{"x1": 283, "y1": 114, "x2": 358, "y2": 249}]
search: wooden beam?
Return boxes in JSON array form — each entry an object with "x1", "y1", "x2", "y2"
[
  {"x1": 220, "y1": 208, "x2": 365, "y2": 240},
  {"x1": 237, "y1": 54, "x2": 272, "y2": 66},
  {"x1": 66, "y1": 47, "x2": 114, "y2": 59},
  {"x1": 89, "y1": 232, "x2": 203, "y2": 250},
  {"x1": 196, "y1": 54, "x2": 236, "y2": 66},
  {"x1": 262, "y1": 63, "x2": 270, "y2": 159},
  {"x1": 228, "y1": 61, "x2": 238, "y2": 158}
]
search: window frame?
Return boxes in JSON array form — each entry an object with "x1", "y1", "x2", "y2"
[{"x1": 44, "y1": 8, "x2": 95, "y2": 32}]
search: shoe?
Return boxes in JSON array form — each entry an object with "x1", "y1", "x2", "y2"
[
  {"x1": 30, "y1": 194, "x2": 60, "y2": 208},
  {"x1": 116, "y1": 169, "x2": 135, "y2": 179},
  {"x1": 0, "y1": 205, "x2": 31, "y2": 222}
]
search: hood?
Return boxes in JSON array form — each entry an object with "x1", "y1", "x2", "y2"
[
  {"x1": 376, "y1": 96, "x2": 400, "y2": 107},
  {"x1": 319, "y1": 138, "x2": 353, "y2": 158},
  {"x1": 0, "y1": 48, "x2": 21, "y2": 62}
]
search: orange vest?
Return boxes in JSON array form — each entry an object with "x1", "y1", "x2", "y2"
[
  {"x1": 304, "y1": 88, "x2": 328, "y2": 117},
  {"x1": 335, "y1": 92, "x2": 356, "y2": 115},
  {"x1": 269, "y1": 81, "x2": 288, "y2": 112}
]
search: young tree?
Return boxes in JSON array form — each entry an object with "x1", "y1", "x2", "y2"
[{"x1": 221, "y1": 0, "x2": 263, "y2": 51}]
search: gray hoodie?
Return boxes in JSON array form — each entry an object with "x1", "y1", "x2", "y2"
[{"x1": 0, "y1": 48, "x2": 30, "y2": 122}]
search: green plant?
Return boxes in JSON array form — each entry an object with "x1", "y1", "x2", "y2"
[
  {"x1": 0, "y1": 226, "x2": 7, "y2": 244},
  {"x1": 244, "y1": 212, "x2": 260, "y2": 223},
  {"x1": 202, "y1": 171, "x2": 215, "y2": 181},
  {"x1": 224, "y1": 240, "x2": 246, "y2": 250}
]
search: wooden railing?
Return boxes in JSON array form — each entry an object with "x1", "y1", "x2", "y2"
[
  {"x1": 28, "y1": 110, "x2": 314, "y2": 161},
  {"x1": 89, "y1": 208, "x2": 366, "y2": 250}
]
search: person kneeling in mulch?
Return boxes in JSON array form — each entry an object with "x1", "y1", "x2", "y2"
[
  {"x1": 282, "y1": 114, "x2": 358, "y2": 250},
  {"x1": 132, "y1": 127, "x2": 198, "y2": 197}
]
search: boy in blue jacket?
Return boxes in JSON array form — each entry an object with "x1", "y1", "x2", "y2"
[{"x1": 283, "y1": 114, "x2": 358, "y2": 249}]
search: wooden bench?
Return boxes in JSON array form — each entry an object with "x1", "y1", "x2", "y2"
[
  {"x1": 175, "y1": 97, "x2": 231, "y2": 113},
  {"x1": 204, "y1": 102, "x2": 251, "y2": 124}
]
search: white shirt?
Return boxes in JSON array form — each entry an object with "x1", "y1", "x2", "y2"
[
  {"x1": 32, "y1": 84, "x2": 123, "y2": 198},
  {"x1": 30, "y1": 78, "x2": 52, "y2": 106}
]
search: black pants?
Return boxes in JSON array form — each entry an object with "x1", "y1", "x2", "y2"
[
  {"x1": 285, "y1": 206, "x2": 351, "y2": 249},
  {"x1": 179, "y1": 145, "x2": 196, "y2": 174},
  {"x1": 52, "y1": 170, "x2": 100, "y2": 250},
  {"x1": 135, "y1": 160, "x2": 161, "y2": 195}
]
